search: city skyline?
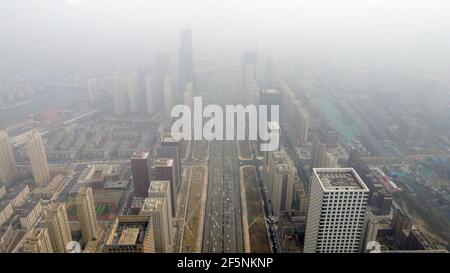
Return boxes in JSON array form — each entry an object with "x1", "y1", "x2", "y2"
[{"x1": 0, "y1": 0, "x2": 449, "y2": 260}]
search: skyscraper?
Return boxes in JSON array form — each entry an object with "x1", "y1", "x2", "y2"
[
  {"x1": 155, "y1": 51, "x2": 170, "y2": 112},
  {"x1": 108, "y1": 76, "x2": 127, "y2": 115},
  {"x1": 131, "y1": 151, "x2": 151, "y2": 198},
  {"x1": 311, "y1": 135, "x2": 327, "y2": 169},
  {"x1": 0, "y1": 130, "x2": 17, "y2": 186},
  {"x1": 152, "y1": 158, "x2": 176, "y2": 217},
  {"x1": 304, "y1": 168, "x2": 369, "y2": 253},
  {"x1": 145, "y1": 75, "x2": 156, "y2": 115},
  {"x1": 293, "y1": 100, "x2": 309, "y2": 145},
  {"x1": 163, "y1": 75, "x2": 173, "y2": 119},
  {"x1": 156, "y1": 135, "x2": 181, "y2": 194},
  {"x1": 25, "y1": 130, "x2": 50, "y2": 187},
  {"x1": 183, "y1": 81, "x2": 194, "y2": 110},
  {"x1": 137, "y1": 65, "x2": 151, "y2": 113},
  {"x1": 259, "y1": 88, "x2": 282, "y2": 124},
  {"x1": 179, "y1": 28, "x2": 194, "y2": 93},
  {"x1": 87, "y1": 78, "x2": 99, "y2": 104},
  {"x1": 242, "y1": 50, "x2": 257, "y2": 86},
  {"x1": 46, "y1": 203, "x2": 72, "y2": 253},
  {"x1": 75, "y1": 186, "x2": 98, "y2": 245},
  {"x1": 272, "y1": 164, "x2": 295, "y2": 217},
  {"x1": 127, "y1": 73, "x2": 139, "y2": 113},
  {"x1": 23, "y1": 228, "x2": 53, "y2": 253},
  {"x1": 140, "y1": 198, "x2": 171, "y2": 253},
  {"x1": 148, "y1": 180, "x2": 173, "y2": 242}
]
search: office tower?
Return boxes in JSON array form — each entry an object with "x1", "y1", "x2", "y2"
[
  {"x1": 104, "y1": 215, "x2": 155, "y2": 253},
  {"x1": 152, "y1": 158, "x2": 176, "y2": 217},
  {"x1": 293, "y1": 101, "x2": 309, "y2": 145},
  {"x1": 127, "y1": 73, "x2": 139, "y2": 113},
  {"x1": 0, "y1": 130, "x2": 17, "y2": 186},
  {"x1": 109, "y1": 76, "x2": 127, "y2": 115},
  {"x1": 255, "y1": 46, "x2": 266, "y2": 84},
  {"x1": 148, "y1": 180, "x2": 173, "y2": 242},
  {"x1": 304, "y1": 168, "x2": 369, "y2": 253},
  {"x1": 183, "y1": 81, "x2": 194, "y2": 110},
  {"x1": 243, "y1": 64, "x2": 258, "y2": 105},
  {"x1": 163, "y1": 75, "x2": 173, "y2": 119},
  {"x1": 156, "y1": 51, "x2": 170, "y2": 111},
  {"x1": 137, "y1": 65, "x2": 151, "y2": 113},
  {"x1": 145, "y1": 75, "x2": 156, "y2": 115},
  {"x1": 259, "y1": 88, "x2": 282, "y2": 122},
  {"x1": 242, "y1": 50, "x2": 257, "y2": 82},
  {"x1": 311, "y1": 135, "x2": 327, "y2": 169},
  {"x1": 46, "y1": 203, "x2": 72, "y2": 253},
  {"x1": 23, "y1": 228, "x2": 53, "y2": 253},
  {"x1": 179, "y1": 28, "x2": 194, "y2": 93},
  {"x1": 76, "y1": 186, "x2": 98, "y2": 245},
  {"x1": 156, "y1": 135, "x2": 181, "y2": 193},
  {"x1": 140, "y1": 198, "x2": 171, "y2": 253},
  {"x1": 272, "y1": 164, "x2": 295, "y2": 217},
  {"x1": 26, "y1": 130, "x2": 50, "y2": 187},
  {"x1": 87, "y1": 78, "x2": 99, "y2": 104},
  {"x1": 325, "y1": 130, "x2": 339, "y2": 148},
  {"x1": 131, "y1": 152, "x2": 151, "y2": 198},
  {"x1": 264, "y1": 55, "x2": 279, "y2": 87}
]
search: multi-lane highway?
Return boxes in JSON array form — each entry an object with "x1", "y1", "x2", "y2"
[{"x1": 202, "y1": 140, "x2": 244, "y2": 253}]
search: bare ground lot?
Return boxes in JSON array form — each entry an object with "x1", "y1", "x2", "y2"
[
  {"x1": 181, "y1": 166, "x2": 206, "y2": 252},
  {"x1": 242, "y1": 166, "x2": 271, "y2": 253}
]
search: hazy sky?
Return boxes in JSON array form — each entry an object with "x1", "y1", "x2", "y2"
[{"x1": 1, "y1": 0, "x2": 449, "y2": 74}]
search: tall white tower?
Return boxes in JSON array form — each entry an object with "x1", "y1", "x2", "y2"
[
  {"x1": 0, "y1": 130, "x2": 17, "y2": 186},
  {"x1": 25, "y1": 130, "x2": 50, "y2": 187},
  {"x1": 304, "y1": 168, "x2": 369, "y2": 253},
  {"x1": 76, "y1": 186, "x2": 98, "y2": 245}
]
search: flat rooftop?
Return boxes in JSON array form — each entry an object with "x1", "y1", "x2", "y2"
[
  {"x1": 131, "y1": 197, "x2": 145, "y2": 208},
  {"x1": 142, "y1": 198, "x2": 165, "y2": 212},
  {"x1": 108, "y1": 220, "x2": 150, "y2": 246},
  {"x1": 261, "y1": 88, "x2": 281, "y2": 94},
  {"x1": 154, "y1": 158, "x2": 174, "y2": 167},
  {"x1": 276, "y1": 164, "x2": 292, "y2": 174},
  {"x1": 118, "y1": 228, "x2": 140, "y2": 245},
  {"x1": 148, "y1": 180, "x2": 169, "y2": 192},
  {"x1": 314, "y1": 168, "x2": 368, "y2": 191},
  {"x1": 104, "y1": 180, "x2": 128, "y2": 189},
  {"x1": 132, "y1": 151, "x2": 149, "y2": 159}
]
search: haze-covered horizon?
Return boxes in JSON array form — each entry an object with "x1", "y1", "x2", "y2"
[{"x1": 1, "y1": 0, "x2": 449, "y2": 75}]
